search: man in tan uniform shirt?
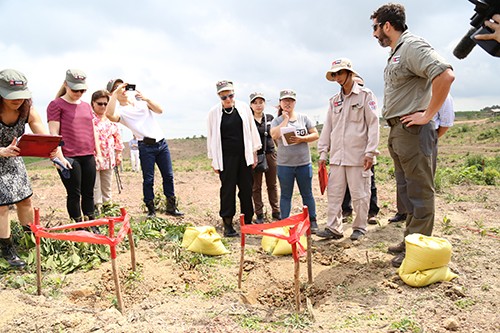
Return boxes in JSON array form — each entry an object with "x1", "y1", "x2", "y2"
[
  {"x1": 316, "y1": 58, "x2": 380, "y2": 241},
  {"x1": 370, "y1": 3, "x2": 455, "y2": 267}
]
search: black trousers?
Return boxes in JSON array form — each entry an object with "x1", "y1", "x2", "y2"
[
  {"x1": 57, "y1": 155, "x2": 96, "y2": 221},
  {"x1": 342, "y1": 165, "x2": 379, "y2": 215},
  {"x1": 219, "y1": 153, "x2": 254, "y2": 223}
]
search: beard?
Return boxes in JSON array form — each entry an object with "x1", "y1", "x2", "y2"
[{"x1": 377, "y1": 30, "x2": 391, "y2": 48}]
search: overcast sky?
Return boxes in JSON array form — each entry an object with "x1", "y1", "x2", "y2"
[{"x1": 2, "y1": 0, "x2": 499, "y2": 140}]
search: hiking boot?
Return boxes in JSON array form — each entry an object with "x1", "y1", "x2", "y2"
[
  {"x1": 388, "y1": 241, "x2": 406, "y2": 254},
  {"x1": 222, "y1": 217, "x2": 239, "y2": 237},
  {"x1": 146, "y1": 201, "x2": 156, "y2": 218},
  {"x1": 272, "y1": 211, "x2": 281, "y2": 221},
  {"x1": 255, "y1": 214, "x2": 264, "y2": 224},
  {"x1": 368, "y1": 213, "x2": 378, "y2": 225},
  {"x1": 316, "y1": 228, "x2": 343, "y2": 240},
  {"x1": 350, "y1": 230, "x2": 365, "y2": 241},
  {"x1": 310, "y1": 218, "x2": 318, "y2": 234},
  {"x1": 166, "y1": 196, "x2": 184, "y2": 216},
  {"x1": 391, "y1": 252, "x2": 405, "y2": 268},
  {"x1": 0, "y1": 237, "x2": 26, "y2": 269},
  {"x1": 388, "y1": 213, "x2": 407, "y2": 223}
]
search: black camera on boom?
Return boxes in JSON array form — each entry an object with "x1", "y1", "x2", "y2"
[{"x1": 453, "y1": 0, "x2": 500, "y2": 59}]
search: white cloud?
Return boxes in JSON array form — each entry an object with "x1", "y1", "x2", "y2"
[{"x1": 2, "y1": 0, "x2": 499, "y2": 140}]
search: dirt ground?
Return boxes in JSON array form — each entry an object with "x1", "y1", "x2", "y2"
[{"x1": 0, "y1": 135, "x2": 499, "y2": 333}]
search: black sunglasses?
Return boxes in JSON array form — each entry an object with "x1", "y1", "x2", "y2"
[
  {"x1": 95, "y1": 102, "x2": 108, "y2": 106},
  {"x1": 372, "y1": 22, "x2": 383, "y2": 32},
  {"x1": 71, "y1": 89, "x2": 86, "y2": 94},
  {"x1": 331, "y1": 69, "x2": 345, "y2": 78},
  {"x1": 220, "y1": 93, "x2": 234, "y2": 101}
]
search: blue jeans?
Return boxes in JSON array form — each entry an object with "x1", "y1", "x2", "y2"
[
  {"x1": 277, "y1": 164, "x2": 316, "y2": 220},
  {"x1": 139, "y1": 139, "x2": 175, "y2": 203}
]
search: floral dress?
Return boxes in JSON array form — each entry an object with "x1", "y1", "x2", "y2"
[
  {"x1": 0, "y1": 113, "x2": 32, "y2": 205},
  {"x1": 93, "y1": 116, "x2": 124, "y2": 170}
]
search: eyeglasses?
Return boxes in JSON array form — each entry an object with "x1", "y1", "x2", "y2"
[
  {"x1": 95, "y1": 102, "x2": 108, "y2": 106},
  {"x1": 372, "y1": 22, "x2": 383, "y2": 32},
  {"x1": 220, "y1": 93, "x2": 234, "y2": 101},
  {"x1": 331, "y1": 69, "x2": 345, "y2": 78},
  {"x1": 71, "y1": 89, "x2": 86, "y2": 94}
]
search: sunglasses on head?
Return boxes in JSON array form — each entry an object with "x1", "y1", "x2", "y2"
[
  {"x1": 220, "y1": 93, "x2": 234, "y2": 101},
  {"x1": 95, "y1": 102, "x2": 108, "y2": 106},
  {"x1": 71, "y1": 89, "x2": 86, "y2": 94}
]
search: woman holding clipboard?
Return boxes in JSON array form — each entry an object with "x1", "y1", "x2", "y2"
[{"x1": 0, "y1": 69, "x2": 63, "y2": 268}]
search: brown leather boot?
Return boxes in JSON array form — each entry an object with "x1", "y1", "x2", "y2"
[{"x1": 388, "y1": 241, "x2": 406, "y2": 254}]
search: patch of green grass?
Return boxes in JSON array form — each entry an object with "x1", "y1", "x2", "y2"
[
  {"x1": 276, "y1": 312, "x2": 312, "y2": 330},
  {"x1": 441, "y1": 215, "x2": 454, "y2": 235},
  {"x1": 455, "y1": 298, "x2": 476, "y2": 309},
  {"x1": 389, "y1": 317, "x2": 423, "y2": 332},
  {"x1": 239, "y1": 315, "x2": 262, "y2": 329}
]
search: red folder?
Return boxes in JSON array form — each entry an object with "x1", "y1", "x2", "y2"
[
  {"x1": 318, "y1": 163, "x2": 328, "y2": 195},
  {"x1": 16, "y1": 134, "x2": 62, "y2": 158}
]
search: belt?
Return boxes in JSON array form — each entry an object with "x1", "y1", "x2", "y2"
[
  {"x1": 140, "y1": 137, "x2": 165, "y2": 145},
  {"x1": 386, "y1": 110, "x2": 425, "y2": 127}
]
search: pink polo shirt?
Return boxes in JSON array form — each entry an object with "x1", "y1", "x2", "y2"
[{"x1": 47, "y1": 98, "x2": 95, "y2": 157}]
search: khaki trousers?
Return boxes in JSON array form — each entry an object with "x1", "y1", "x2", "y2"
[
  {"x1": 326, "y1": 165, "x2": 371, "y2": 235},
  {"x1": 388, "y1": 122, "x2": 436, "y2": 237},
  {"x1": 94, "y1": 169, "x2": 114, "y2": 205}
]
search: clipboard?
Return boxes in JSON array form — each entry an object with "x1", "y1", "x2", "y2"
[
  {"x1": 280, "y1": 127, "x2": 298, "y2": 146},
  {"x1": 16, "y1": 134, "x2": 62, "y2": 158}
]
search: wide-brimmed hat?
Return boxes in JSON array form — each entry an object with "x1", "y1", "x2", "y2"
[
  {"x1": 216, "y1": 80, "x2": 234, "y2": 93},
  {"x1": 106, "y1": 78, "x2": 124, "y2": 93},
  {"x1": 249, "y1": 92, "x2": 265, "y2": 102},
  {"x1": 65, "y1": 69, "x2": 88, "y2": 90},
  {"x1": 0, "y1": 69, "x2": 32, "y2": 99},
  {"x1": 279, "y1": 89, "x2": 296, "y2": 100},
  {"x1": 325, "y1": 58, "x2": 359, "y2": 81}
]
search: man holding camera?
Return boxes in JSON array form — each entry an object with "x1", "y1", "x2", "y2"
[
  {"x1": 370, "y1": 3, "x2": 455, "y2": 267},
  {"x1": 475, "y1": 14, "x2": 500, "y2": 43},
  {"x1": 105, "y1": 79, "x2": 183, "y2": 218}
]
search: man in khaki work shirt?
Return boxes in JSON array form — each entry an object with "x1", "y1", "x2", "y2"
[
  {"x1": 370, "y1": 3, "x2": 455, "y2": 268},
  {"x1": 316, "y1": 58, "x2": 380, "y2": 242}
]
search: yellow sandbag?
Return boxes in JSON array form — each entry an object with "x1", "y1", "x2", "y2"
[
  {"x1": 261, "y1": 227, "x2": 284, "y2": 253},
  {"x1": 181, "y1": 226, "x2": 216, "y2": 248},
  {"x1": 187, "y1": 229, "x2": 229, "y2": 255},
  {"x1": 272, "y1": 235, "x2": 308, "y2": 256},
  {"x1": 399, "y1": 266, "x2": 458, "y2": 287},
  {"x1": 400, "y1": 233, "x2": 453, "y2": 274},
  {"x1": 261, "y1": 227, "x2": 307, "y2": 256}
]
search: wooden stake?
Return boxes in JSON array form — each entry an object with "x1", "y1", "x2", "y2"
[{"x1": 111, "y1": 256, "x2": 124, "y2": 313}]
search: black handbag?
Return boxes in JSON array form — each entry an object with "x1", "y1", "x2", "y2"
[{"x1": 254, "y1": 114, "x2": 269, "y2": 173}]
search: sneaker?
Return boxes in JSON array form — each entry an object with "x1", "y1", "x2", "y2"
[
  {"x1": 368, "y1": 214, "x2": 378, "y2": 225},
  {"x1": 388, "y1": 241, "x2": 405, "y2": 254},
  {"x1": 388, "y1": 213, "x2": 407, "y2": 223},
  {"x1": 350, "y1": 230, "x2": 365, "y2": 241},
  {"x1": 255, "y1": 214, "x2": 264, "y2": 224},
  {"x1": 316, "y1": 228, "x2": 343, "y2": 240},
  {"x1": 272, "y1": 212, "x2": 281, "y2": 220},
  {"x1": 391, "y1": 252, "x2": 405, "y2": 268}
]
